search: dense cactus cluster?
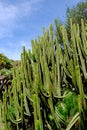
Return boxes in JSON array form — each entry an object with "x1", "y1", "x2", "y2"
[{"x1": 0, "y1": 19, "x2": 87, "y2": 130}]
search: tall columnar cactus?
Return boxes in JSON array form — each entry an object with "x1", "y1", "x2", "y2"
[{"x1": 0, "y1": 19, "x2": 87, "y2": 130}]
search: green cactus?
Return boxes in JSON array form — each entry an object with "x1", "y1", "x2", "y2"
[{"x1": 0, "y1": 19, "x2": 87, "y2": 130}]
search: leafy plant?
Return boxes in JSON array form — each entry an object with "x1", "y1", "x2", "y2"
[
  {"x1": 55, "y1": 90, "x2": 78, "y2": 127},
  {"x1": 0, "y1": 53, "x2": 13, "y2": 70}
]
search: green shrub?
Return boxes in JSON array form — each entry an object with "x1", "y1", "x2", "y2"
[{"x1": 0, "y1": 53, "x2": 13, "y2": 69}]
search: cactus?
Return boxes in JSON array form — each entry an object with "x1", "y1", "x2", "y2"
[{"x1": 0, "y1": 19, "x2": 87, "y2": 130}]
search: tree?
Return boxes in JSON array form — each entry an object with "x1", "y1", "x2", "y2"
[{"x1": 66, "y1": 1, "x2": 87, "y2": 35}]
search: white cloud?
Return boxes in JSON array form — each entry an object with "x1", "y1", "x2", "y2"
[
  {"x1": 0, "y1": 40, "x2": 32, "y2": 60},
  {"x1": 0, "y1": 0, "x2": 43, "y2": 39}
]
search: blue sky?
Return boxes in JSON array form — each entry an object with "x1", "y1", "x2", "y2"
[{"x1": 0, "y1": 0, "x2": 85, "y2": 60}]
